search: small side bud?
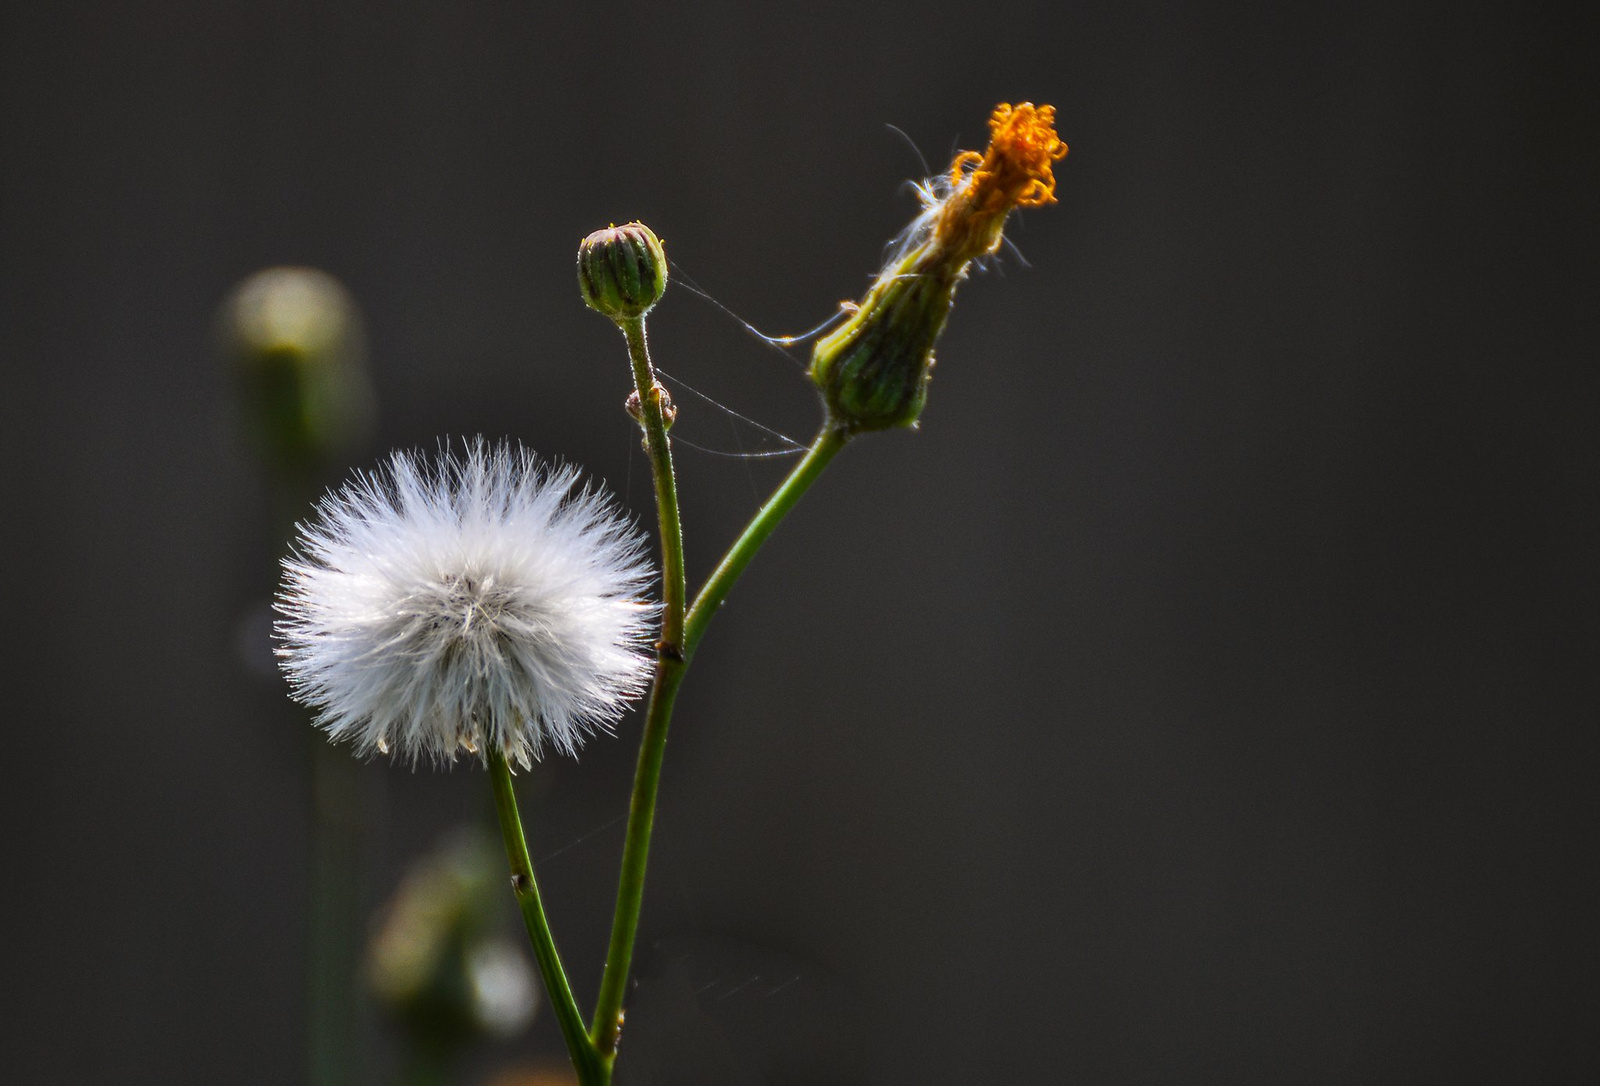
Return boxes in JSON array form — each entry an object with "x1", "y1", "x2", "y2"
[
  {"x1": 577, "y1": 222, "x2": 667, "y2": 322},
  {"x1": 626, "y1": 384, "x2": 675, "y2": 428},
  {"x1": 651, "y1": 383, "x2": 677, "y2": 427}
]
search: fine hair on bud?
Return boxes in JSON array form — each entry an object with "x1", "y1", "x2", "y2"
[{"x1": 275, "y1": 439, "x2": 658, "y2": 766}]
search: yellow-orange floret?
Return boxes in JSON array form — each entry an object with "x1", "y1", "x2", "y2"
[{"x1": 933, "y1": 102, "x2": 1068, "y2": 263}]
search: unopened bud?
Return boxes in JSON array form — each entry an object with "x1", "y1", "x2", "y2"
[
  {"x1": 810, "y1": 270, "x2": 957, "y2": 431},
  {"x1": 577, "y1": 222, "x2": 667, "y2": 323}
]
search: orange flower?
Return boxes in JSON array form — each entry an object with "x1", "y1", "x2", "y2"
[
  {"x1": 933, "y1": 102, "x2": 1069, "y2": 265},
  {"x1": 810, "y1": 102, "x2": 1067, "y2": 432}
]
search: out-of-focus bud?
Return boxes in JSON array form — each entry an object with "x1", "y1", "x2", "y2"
[
  {"x1": 367, "y1": 832, "x2": 538, "y2": 1052},
  {"x1": 222, "y1": 266, "x2": 374, "y2": 475},
  {"x1": 577, "y1": 222, "x2": 667, "y2": 323}
]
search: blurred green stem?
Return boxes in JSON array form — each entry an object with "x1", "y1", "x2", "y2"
[
  {"x1": 279, "y1": 462, "x2": 368, "y2": 1086},
  {"x1": 309, "y1": 741, "x2": 364, "y2": 1086}
]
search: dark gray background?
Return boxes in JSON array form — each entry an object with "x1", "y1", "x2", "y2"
[{"x1": 3, "y1": 1, "x2": 1595, "y2": 1083}]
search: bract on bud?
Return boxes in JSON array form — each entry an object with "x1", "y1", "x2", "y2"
[
  {"x1": 577, "y1": 222, "x2": 667, "y2": 322},
  {"x1": 811, "y1": 103, "x2": 1066, "y2": 432},
  {"x1": 811, "y1": 270, "x2": 957, "y2": 431}
]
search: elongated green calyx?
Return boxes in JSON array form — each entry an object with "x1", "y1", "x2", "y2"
[
  {"x1": 577, "y1": 222, "x2": 668, "y2": 322},
  {"x1": 810, "y1": 264, "x2": 957, "y2": 431},
  {"x1": 811, "y1": 103, "x2": 1067, "y2": 432}
]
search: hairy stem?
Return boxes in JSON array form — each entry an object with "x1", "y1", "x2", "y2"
[
  {"x1": 622, "y1": 317, "x2": 687, "y2": 654},
  {"x1": 486, "y1": 748, "x2": 606, "y2": 1085},
  {"x1": 592, "y1": 418, "x2": 850, "y2": 1060},
  {"x1": 590, "y1": 657, "x2": 687, "y2": 1060},
  {"x1": 591, "y1": 316, "x2": 688, "y2": 1058}
]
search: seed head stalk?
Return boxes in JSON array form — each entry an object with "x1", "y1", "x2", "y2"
[{"x1": 486, "y1": 747, "x2": 608, "y2": 1084}]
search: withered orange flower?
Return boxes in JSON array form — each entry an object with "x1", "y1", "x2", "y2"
[{"x1": 810, "y1": 102, "x2": 1068, "y2": 431}]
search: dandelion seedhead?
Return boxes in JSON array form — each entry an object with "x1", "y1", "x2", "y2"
[
  {"x1": 811, "y1": 102, "x2": 1067, "y2": 431},
  {"x1": 276, "y1": 441, "x2": 657, "y2": 766}
]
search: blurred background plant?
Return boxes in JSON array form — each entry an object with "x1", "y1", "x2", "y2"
[
  {"x1": 367, "y1": 832, "x2": 539, "y2": 1085},
  {"x1": 224, "y1": 264, "x2": 378, "y2": 1085},
  {"x1": 225, "y1": 268, "x2": 551, "y2": 1085}
]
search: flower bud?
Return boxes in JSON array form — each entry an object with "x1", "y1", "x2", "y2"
[
  {"x1": 810, "y1": 268, "x2": 958, "y2": 431},
  {"x1": 577, "y1": 222, "x2": 667, "y2": 322}
]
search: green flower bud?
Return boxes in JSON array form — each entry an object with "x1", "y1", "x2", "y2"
[
  {"x1": 577, "y1": 222, "x2": 667, "y2": 322},
  {"x1": 810, "y1": 264, "x2": 958, "y2": 432}
]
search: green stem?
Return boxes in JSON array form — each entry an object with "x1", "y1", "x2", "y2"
[
  {"x1": 622, "y1": 317, "x2": 687, "y2": 653},
  {"x1": 280, "y1": 464, "x2": 368, "y2": 1086},
  {"x1": 485, "y1": 748, "x2": 606, "y2": 1085},
  {"x1": 590, "y1": 657, "x2": 687, "y2": 1060},
  {"x1": 590, "y1": 419, "x2": 850, "y2": 1059},
  {"x1": 684, "y1": 421, "x2": 850, "y2": 659},
  {"x1": 590, "y1": 317, "x2": 689, "y2": 1059}
]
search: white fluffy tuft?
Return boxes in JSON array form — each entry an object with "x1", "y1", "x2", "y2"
[{"x1": 275, "y1": 440, "x2": 658, "y2": 766}]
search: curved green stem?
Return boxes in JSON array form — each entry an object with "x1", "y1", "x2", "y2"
[
  {"x1": 591, "y1": 418, "x2": 850, "y2": 1060},
  {"x1": 684, "y1": 421, "x2": 850, "y2": 659},
  {"x1": 486, "y1": 748, "x2": 606, "y2": 1085}
]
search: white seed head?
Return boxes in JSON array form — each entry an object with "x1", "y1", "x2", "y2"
[{"x1": 275, "y1": 440, "x2": 657, "y2": 766}]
